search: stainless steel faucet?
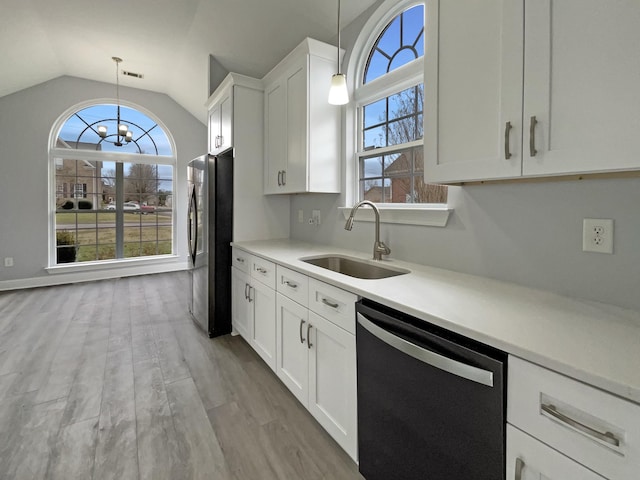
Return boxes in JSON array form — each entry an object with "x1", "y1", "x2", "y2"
[{"x1": 344, "y1": 200, "x2": 390, "y2": 261}]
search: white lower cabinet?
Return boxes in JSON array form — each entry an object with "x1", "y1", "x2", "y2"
[
  {"x1": 231, "y1": 254, "x2": 277, "y2": 372},
  {"x1": 250, "y1": 279, "x2": 276, "y2": 371},
  {"x1": 231, "y1": 266, "x2": 252, "y2": 341},
  {"x1": 507, "y1": 355, "x2": 640, "y2": 479},
  {"x1": 275, "y1": 293, "x2": 309, "y2": 404},
  {"x1": 506, "y1": 425, "x2": 605, "y2": 480},
  {"x1": 307, "y1": 310, "x2": 357, "y2": 460},
  {"x1": 274, "y1": 277, "x2": 358, "y2": 461}
]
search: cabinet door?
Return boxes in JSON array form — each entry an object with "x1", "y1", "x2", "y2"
[
  {"x1": 523, "y1": 0, "x2": 640, "y2": 176},
  {"x1": 307, "y1": 311, "x2": 357, "y2": 461},
  {"x1": 506, "y1": 425, "x2": 605, "y2": 480},
  {"x1": 208, "y1": 103, "x2": 221, "y2": 154},
  {"x1": 231, "y1": 267, "x2": 252, "y2": 341},
  {"x1": 283, "y1": 62, "x2": 308, "y2": 193},
  {"x1": 275, "y1": 293, "x2": 309, "y2": 406},
  {"x1": 264, "y1": 81, "x2": 286, "y2": 194},
  {"x1": 250, "y1": 280, "x2": 277, "y2": 371},
  {"x1": 219, "y1": 93, "x2": 232, "y2": 152},
  {"x1": 424, "y1": 0, "x2": 524, "y2": 183}
]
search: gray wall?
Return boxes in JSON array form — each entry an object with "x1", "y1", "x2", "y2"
[
  {"x1": 290, "y1": 1, "x2": 640, "y2": 311},
  {"x1": 0, "y1": 75, "x2": 206, "y2": 283}
]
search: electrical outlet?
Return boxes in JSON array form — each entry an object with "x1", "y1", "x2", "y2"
[
  {"x1": 312, "y1": 210, "x2": 321, "y2": 226},
  {"x1": 4, "y1": 257, "x2": 14, "y2": 267},
  {"x1": 583, "y1": 218, "x2": 614, "y2": 254},
  {"x1": 298, "y1": 209, "x2": 304, "y2": 223}
]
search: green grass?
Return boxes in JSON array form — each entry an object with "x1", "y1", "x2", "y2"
[
  {"x1": 56, "y1": 212, "x2": 162, "y2": 225},
  {"x1": 56, "y1": 212, "x2": 173, "y2": 262}
]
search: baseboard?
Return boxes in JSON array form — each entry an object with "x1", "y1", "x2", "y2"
[{"x1": 0, "y1": 261, "x2": 190, "y2": 291}]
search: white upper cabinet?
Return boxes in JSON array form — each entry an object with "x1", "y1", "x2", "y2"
[
  {"x1": 263, "y1": 38, "x2": 342, "y2": 194},
  {"x1": 207, "y1": 85, "x2": 232, "y2": 154},
  {"x1": 424, "y1": 0, "x2": 524, "y2": 183},
  {"x1": 424, "y1": 0, "x2": 640, "y2": 183},
  {"x1": 523, "y1": 0, "x2": 640, "y2": 176}
]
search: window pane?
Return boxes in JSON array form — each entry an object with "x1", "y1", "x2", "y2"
[
  {"x1": 363, "y1": 5, "x2": 424, "y2": 84},
  {"x1": 384, "y1": 151, "x2": 412, "y2": 177},
  {"x1": 389, "y1": 176, "x2": 412, "y2": 204},
  {"x1": 361, "y1": 178, "x2": 391, "y2": 203},
  {"x1": 415, "y1": 179, "x2": 448, "y2": 204},
  {"x1": 403, "y1": 5, "x2": 424, "y2": 48},
  {"x1": 387, "y1": 118, "x2": 418, "y2": 146},
  {"x1": 363, "y1": 98, "x2": 387, "y2": 129},
  {"x1": 364, "y1": 125, "x2": 387, "y2": 149},
  {"x1": 388, "y1": 87, "x2": 417, "y2": 121},
  {"x1": 56, "y1": 104, "x2": 173, "y2": 156},
  {"x1": 365, "y1": 50, "x2": 389, "y2": 84},
  {"x1": 362, "y1": 156, "x2": 384, "y2": 178}
]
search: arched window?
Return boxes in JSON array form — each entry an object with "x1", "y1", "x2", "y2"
[
  {"x1": 50, "y1": 101, "x2": 176, "y2": 266},
  {"x1": 354, "y1": 1, "x2": 446, "y2": 205}
]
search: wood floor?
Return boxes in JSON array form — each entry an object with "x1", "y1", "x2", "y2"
[{"x1": 0, "y1": 272, "x2": 363, "y2": 480}]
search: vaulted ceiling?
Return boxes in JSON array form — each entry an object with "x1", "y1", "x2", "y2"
[{"x1": 0, "y1": 0, "x2": 377, "y2": 123}]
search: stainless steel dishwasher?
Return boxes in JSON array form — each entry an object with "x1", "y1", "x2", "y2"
[{"x1": 356, "y1": 299, "x2": 507, "y2": 480}]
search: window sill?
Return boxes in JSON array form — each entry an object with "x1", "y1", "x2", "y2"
[
  {"x1": 46, "y1": 254, "x2": 181, "y2": 274},
  {"x1": 339, "y1": 204, "x2": 452, "y2": 227}
]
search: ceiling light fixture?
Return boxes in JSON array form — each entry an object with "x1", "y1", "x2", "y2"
[
  {"x1": 328, "y1": 0, "x2": 349, "y2": 105},
  {"x1": 97, "y1": 57, "x2": 133, "y2": 146}
]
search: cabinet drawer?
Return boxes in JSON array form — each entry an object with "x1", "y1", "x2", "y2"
[
  {"x1": 506, "y1": 424, "x2": 605, "y2": 480},
  {"x1": 232, "y1": 248, "x2": 250, "y2": 273},
  {"x1": 276, "y1": 265, "x2": 308, "y2": 307},
  {"x1": 250, "y1": 256, "x2": 276, "y2": 289},
  {"x1": 308, "y1": 278, "x2": 357, "y2": 334},
  {"x1": 508, "y1": 355, "x2": 640, "y2": 479}
]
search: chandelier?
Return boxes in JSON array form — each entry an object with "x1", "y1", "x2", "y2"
[{"x1": 97, "y1": 57, "x2": 133, "y2": 146}]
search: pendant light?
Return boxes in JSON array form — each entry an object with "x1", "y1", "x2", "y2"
[
  {"x1": 97, "y1": 57, "x2": 133, "y2": 146},
  {"x1": 328, "y1": 0, "x2": 349, "y2": 105}
]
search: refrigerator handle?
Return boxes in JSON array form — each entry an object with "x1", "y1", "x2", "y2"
[{"x1": 188, "y1": 186, "x2": 197, "y2": 265}]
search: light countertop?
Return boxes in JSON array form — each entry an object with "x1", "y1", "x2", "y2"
[{"x1": 232, "y1": 239, "x2": 640, "y2": 405}]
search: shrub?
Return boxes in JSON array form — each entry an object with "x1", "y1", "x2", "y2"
[{"x1": 56, "y1": 230, "x2": 77, "y2": 263}]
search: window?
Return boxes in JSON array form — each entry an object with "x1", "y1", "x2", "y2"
[
  {"x1": 355, "y1": 2, "x2": 447, "y2": 205},
  {"x1": 50, "y1": 102, "x2": 175, "y2": 266}
]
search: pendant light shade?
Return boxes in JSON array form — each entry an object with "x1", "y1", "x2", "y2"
[
  {"x1": 328, "y1": 0, "x2": 349, "y2": 105},
  {"x1": 328, "y1": 73, "x2": 349, "y2": 105}
]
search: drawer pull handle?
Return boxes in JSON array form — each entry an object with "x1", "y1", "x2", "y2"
[
  {"x1": 236, "y1": 257, "x2": 245, "y2": 263},
  {"x1": 248, "y1": 286, "x2": 254, "y2": 303},
  {"x1": 504, "y1": 121, "x2": 512, "y2": 160},
  {"x1": 541, "y1": 403, "x2": 620, "y2": 448},
  {"x1": 515, "y1": 458, "x2": 524, "y2": 480},
  {"x1": 321, "y1": 298, "x2": 339, "y2": 309},
  {"x1": 256, "y1": 267, "x2": 268, "y2": 274},
  {"x1": 244, "y1": 284, "x2": 249, "y2": 300},
  {"x1": 284, "y1": 280, "x2": 298, "y2": 289},
  {"x1": 299, "y1": 319, "x2": 306, "y2": 344},
  {"x1": 306, "y1": 323, "x2": 312, "y2": 349},
  {"x1": 529, "y1": 115, "x2": 538, "y2": 157}
]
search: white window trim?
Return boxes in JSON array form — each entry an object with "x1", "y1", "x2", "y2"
[
  {"x1": 343, "y1": 0, "x2": 453, "y2": 227},
  {"x1": 48, "y1": 99, "x2": 178, "y2": 269}
]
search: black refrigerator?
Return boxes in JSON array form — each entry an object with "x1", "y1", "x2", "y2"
[{"x1": 187, "y1": 149, "x2": 233, "y2": 337}]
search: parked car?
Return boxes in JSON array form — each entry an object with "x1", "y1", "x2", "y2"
[
  {"x1": 105, "y1": 202, "x2": 139, "y2": 212},
  {"x1": 140, "y1": 204, "x2": 156, "y2": 215}
]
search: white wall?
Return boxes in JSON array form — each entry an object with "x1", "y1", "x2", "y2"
[
  {"x1": 0, "y1": 76, "x2": 206, "y2": 285},
  {"x1": 289, "y1": 0, "x2": 640, "y2": 311}
]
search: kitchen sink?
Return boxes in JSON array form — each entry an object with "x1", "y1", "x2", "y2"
[{"x1": 300, "y1": 255, "x2": 409, "y2": 280}]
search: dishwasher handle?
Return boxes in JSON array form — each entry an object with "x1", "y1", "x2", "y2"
[{"x1": 357, "y1": 313, "x2": 494, "y2": 387}]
